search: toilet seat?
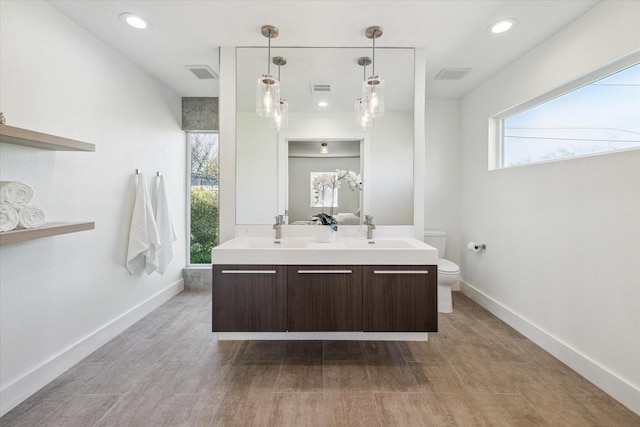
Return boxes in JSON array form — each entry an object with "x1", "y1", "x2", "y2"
[{"x1": 437, "y1": 258, "x2": 459, "y2": 275}]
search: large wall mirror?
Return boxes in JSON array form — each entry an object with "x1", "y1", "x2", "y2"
[{"x1": 236, "y1": 47, "x2": 415, "y2": 225}]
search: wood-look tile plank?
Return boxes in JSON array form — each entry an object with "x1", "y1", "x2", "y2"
[
  {"x1": 240, "y1": 340, "x2": 287, "y2": 362},
  {"x1": 523, "y1": 392, "x2": 602, "y2": 427},
  {"x1": 360, "y1": 341, "x2": 406, "y2": 365},
  {"x1": 283, "y1": 340, "x2": 323, "y2": 364},
  {"x1": 276, "y1": 364, "x2": 323, "y2": 392},
  {"x1": 265, "y1": 392, "x2": 323, "y2": 427},
  {"x1": 323, "y1": 340, "x2": 364, "y2": 361},
  {"x1": 323, "y1": 361, "x2": 371, "y2": 392},
  {"x1": 473, "y1": 392, "x2": 549, "y2": 427},
  {"x1": 421, "y1": 387, "x2": 492, "y2": 426},
  {"x1": 573, "y1": 394, "x2": 640, "y2": 426},
  {"x1": 93, "y1": 393, "x2": 165, "y2": 426},
  {"x1": 366, "y1": 364, "x2": 420, "y2": 392},
  {"x1": 408, "y1": 361, "x2": 465, "y2": 391},
  {"x1": 397, "y1": 340, "x2": 447, "y2": 364},
  {"x1": 40, "y1": 394, "x2": 120, "y2": 427},
  {"x1": 374, "y1": 392, "x2": 438, "y2": 426},
  {"x1": 216, "y1": 363, "x2": 282, "y2": 396},
  {"x1": 151, "y1": 392, "x2": 224, "y2": 427},
  {"x1": 128, "y1": 361, "x2": 200, "y2": 397},
  {"x1": 323, "y1": 391, "x2": 381, "y2": 427},
  {"x1": 0, "y1": 397, "x2": 62, "y2": 426},
  {"x1": 210, "y1": 391, "x2": 275, "y2": 426}
]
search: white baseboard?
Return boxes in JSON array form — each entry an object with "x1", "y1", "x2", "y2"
[
  {"x1": 459, "y1": 281, "x2": 640, "y2": 416},
  {"x1": 0, "y1": 279, "x2": 184, "y2": 417}
]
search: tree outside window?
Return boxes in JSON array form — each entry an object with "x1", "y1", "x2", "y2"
[{"x1": 189, "y1": 132, "x2": 219, "y2": 264}]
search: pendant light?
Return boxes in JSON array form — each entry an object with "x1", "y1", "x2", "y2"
[
  {"x1": 256, "y1": 25, "x2": 280, "y2": 118},
  {"x1": 355, "y1": 57, "x2": 373, "y2": 131},
  {"x1": 362, "y1": 26, "x2": 385, "y2": 118},
  {"x1": 270, "y1": 56, "x2": 288, "y2": 130}
]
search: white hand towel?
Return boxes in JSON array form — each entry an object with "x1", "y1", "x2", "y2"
[
  {"x1": 0, "y1": 203, "x2": 19, "y2": 232},
  {"x1": 0, "y1": 181, "x2": 34, "y2": 208},
  {"x1": 152, "y1": 175, "x2": 177, "y2": 275},
  {"x1": 126, "y1": 174, "x2": 161, "y2": 275},
  {"x1": 16, "y1": 204, "x2": 46, "y2": 229}
]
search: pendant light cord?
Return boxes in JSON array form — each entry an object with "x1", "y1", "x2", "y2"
[
  {"x1": 267, "y1": 29, "x2": 272, "y2": 76},
  {"x1": 372, "y1": 35, "x2": 376, "y2": 77}
]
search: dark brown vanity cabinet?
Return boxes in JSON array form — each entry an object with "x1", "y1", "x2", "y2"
[
  {"x1": 212, "y1": 265, "x2": 286, "y2": 332},
  {"x1": 363, "y1": 265, "x2": 437, "y2": 332},
  {"x1": 213, "y1": 263, "x2": 437, "y2": 333},
  {"x1": 287, "y1": 265, "x2": 362, "y2": 331}
]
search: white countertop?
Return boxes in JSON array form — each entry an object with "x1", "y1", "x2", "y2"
[{"x1": 212, "y1": 236, "x2": 438, "y2": 265}]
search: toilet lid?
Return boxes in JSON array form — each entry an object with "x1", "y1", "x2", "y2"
[{"x1": 438, "y1": 258, "x2": 459, "y2": 274}]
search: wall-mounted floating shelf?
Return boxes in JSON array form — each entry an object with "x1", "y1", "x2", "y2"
[
  {"x1": 0, "y1": 124, "x2": 95, "y2": 244},
  {"x1": 0, "y1": 124, "x2": 95, "y2": 151},
  {"x1": 0, "y1": 222, "x2": 95, "y2": 245}
]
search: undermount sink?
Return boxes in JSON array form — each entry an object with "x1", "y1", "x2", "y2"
[{"x1": 212, "y1": 236, "x2": 438, "y2": 265}]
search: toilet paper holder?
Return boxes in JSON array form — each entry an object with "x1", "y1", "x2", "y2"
[{"x1": 467, "y1": 242, "x2": 486, "y2": 252}]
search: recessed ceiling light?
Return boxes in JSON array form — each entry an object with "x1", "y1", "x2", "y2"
[
  {"x1": 318, "y1": 101, "x2": 328, "y2": 107},
  {"x1": 489, "y1": 18, "x2": 517, "y2": 34},
  {"x1": 119, "y1": 13, "x2": 151, "y2": 30}
]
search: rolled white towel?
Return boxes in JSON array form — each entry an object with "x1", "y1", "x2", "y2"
[
  {"x1": 0, "y1": 181, "x2": 34, "y2": 207},
  {"x1": 17, "y1": 204, "x2": 46, "y2": 229},
  {"x1": 0, "y1": 203, "x2": 20, "y2": 232}
]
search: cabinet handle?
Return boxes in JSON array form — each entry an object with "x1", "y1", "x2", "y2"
[
  {"x1": 297, "y1": 270, "x2": 352, "y2": 274},
  {"x1": 221, "y1": 270, "x2": 277, "y2": 274},
  {"x1": 373, "y1": 270, "x2": 429, "y2": 274}
]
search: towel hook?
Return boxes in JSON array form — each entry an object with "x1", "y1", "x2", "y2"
[
  {"x1": 135, "y1": 169, "x2": 141, "y2": 175},
  {"x1": 157, "y1": 171, "x2": 162, "y2": 177}
]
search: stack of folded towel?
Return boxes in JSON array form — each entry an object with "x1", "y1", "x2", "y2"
[{"x1": 0, "y1": 181, "x2": 46, "y2": 232}]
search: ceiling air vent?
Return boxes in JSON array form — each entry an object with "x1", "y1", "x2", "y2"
[
  {"x1": 310, "y1": 84, "x2": 331, "y2": 94},
  {"x1": 434, "y1": 68, "x2": 471, "y2": 80},
  {"x1": 186, "y1": 65, "x2": 218, "y2": 80}
]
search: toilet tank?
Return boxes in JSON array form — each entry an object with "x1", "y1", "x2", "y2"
[{"x1": 423, "y1": 230, "x2": 446, "y2": 258}]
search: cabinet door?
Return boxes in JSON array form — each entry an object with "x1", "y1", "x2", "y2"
[
  {"x1": 212, "y1": 265, "x2": 286, "y2": 332},
  {"x1": 287, "y1": 265, "x2": 362, "y2": 331},
  {"x1": 363, "y1": 265, "x2": 437, "y2": 332}
]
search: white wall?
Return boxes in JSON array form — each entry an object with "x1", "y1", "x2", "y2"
[
  {"x1": 0, "y1": 1, "x2": 187, "y2": 415},
  {"x1": 424, "y1": 99, "x2": 461, "y2": 263},
  {"x1": 459, "y1": 1, "x2": 640, "y2": 414}
]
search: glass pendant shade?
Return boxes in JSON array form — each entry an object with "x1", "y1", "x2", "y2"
[
  {"x1": 355, "y1": 97, "x2": 373, "y2": 131},
  {"x1": 362, "y1": 76, "x2": 385, "y2": 117},
  {"x1": 256, "y1": 74, "x2": 280, "y2": 117},
  {"x1": 270, "y1": 98, "x2": 288, "y2": 130}
]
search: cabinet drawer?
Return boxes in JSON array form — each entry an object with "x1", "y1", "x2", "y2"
[
  {"x1": 363, "y1": 265, "x2": 437, "y2": 332},
  {"x1": 212, "y1": 265, "x2": 286, "y2": 332},
  {"x1": 287, "y1": 265, "x2": 362, "y2": 332}
]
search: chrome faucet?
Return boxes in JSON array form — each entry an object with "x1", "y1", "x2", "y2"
[
  {"x1": 364, "y1": 215, "x2": 376, "y2": 240},
  {"x1": 273, "y1": 215, "x2": 284, "y2": 239}
]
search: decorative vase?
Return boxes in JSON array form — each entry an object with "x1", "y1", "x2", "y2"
[{"x1": 316, "y1": 225, "x2": 337, "y2": 243}]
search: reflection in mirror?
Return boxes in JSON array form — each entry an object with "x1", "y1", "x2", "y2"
[
  {"x1": 287, "y1": 140, "x2": 362, "y2": 225},
  {"x1": 236, "y1": 47, "x2": 414, "y2": 226}
]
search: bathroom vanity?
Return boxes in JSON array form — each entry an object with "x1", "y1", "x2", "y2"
[{"x1": 211, "y1": 236, "x2": 438, "y2": 340}]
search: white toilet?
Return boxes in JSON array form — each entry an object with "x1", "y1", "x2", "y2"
[{"x1": 423, "y1": 230, "x2": 460, "y2": 313}]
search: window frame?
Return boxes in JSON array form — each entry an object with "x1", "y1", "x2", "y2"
[{"x1": 489, "y1": 50, "x2": 640, "y2": 170}]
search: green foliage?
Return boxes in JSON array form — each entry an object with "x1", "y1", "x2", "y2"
[{"x1": 190, "y1": 187, "x2": 218, "y2": 264}]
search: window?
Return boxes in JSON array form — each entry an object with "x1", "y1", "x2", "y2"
[
  {"x1": 310, "y1": 171, "x2": 339, "y2": 208},
  {"x1": 492, "y1": 55, "x2": 640, "y2": 169},
  {"x1": 188, "y1": 132, "x2": 219, "y2": 264}
]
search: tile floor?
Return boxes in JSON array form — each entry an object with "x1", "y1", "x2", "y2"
[{"x1": 1, "y1": 291, "x2": 638, "y2": 426}]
